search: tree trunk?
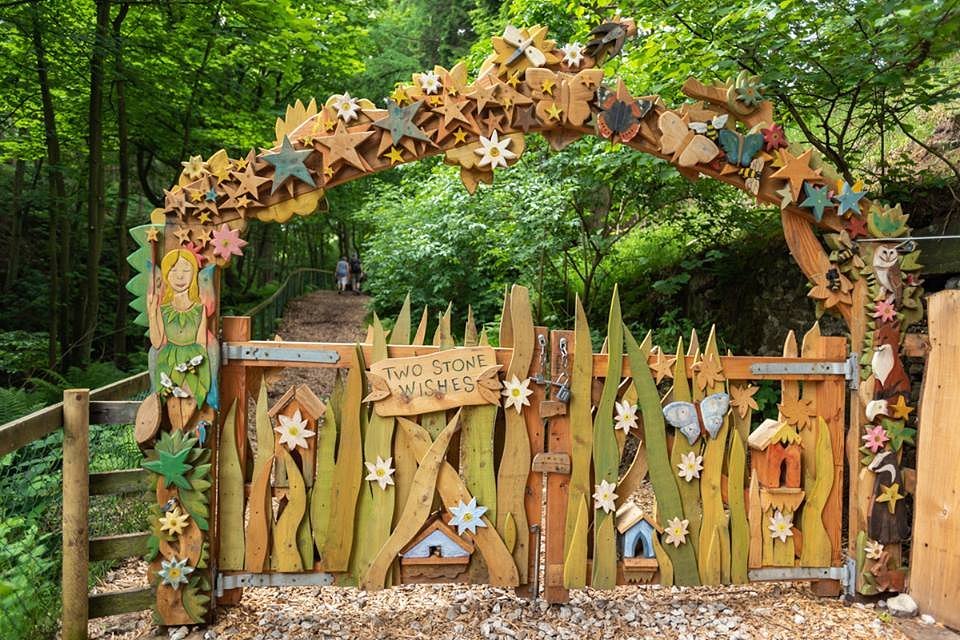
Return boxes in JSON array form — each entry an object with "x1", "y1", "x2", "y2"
[
  {"x1": 31, "y1": 6, "x2": 64, "y2": 368},
  {"x1": 80, "y1": 0, "x2": 111, "y2": 364},
  {"x1": 3, "y1": 156, "x2": 26, "y2": 293},
  {"x1": 111, "y1": 3, "x2": 131, "y2": 367}
]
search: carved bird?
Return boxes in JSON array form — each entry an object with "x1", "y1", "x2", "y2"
[
  {"x1": 584, "y1": 17, "x2": 638, "y2": 63},
  {"x1": 865, "y1": 399, "x2": 890, "y2": 422},
  {"x1": 873, "y1": 245, "x2": 902, "y2": 304}
]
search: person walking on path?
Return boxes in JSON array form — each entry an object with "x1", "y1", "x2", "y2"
[
  {"x1": 335, "y1": 256, "x2": 350, "y2": 294},
  {"x1": 349, "y1": 254, "x2": 364, "y2": 295}
]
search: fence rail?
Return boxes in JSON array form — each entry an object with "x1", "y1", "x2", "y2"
[{"x1": 245, "y1": 268, "x2": 333, "y2": 339}]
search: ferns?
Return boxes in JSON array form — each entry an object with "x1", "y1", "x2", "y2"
[{"x1": 0, "y1": 388, "x2": 43, "y2": 425}]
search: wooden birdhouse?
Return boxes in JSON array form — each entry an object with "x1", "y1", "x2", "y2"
[
  {"x1": 748, "y1": 418, "x2": 803, "y2": 489},
  {"x1": 399, "y1": 515, "x2": 475, "y2": 581},
  {"x1": 269, "y1": 384, "x2": 325, "y2": 487},
  {"x1": 615, "y1": 502, "x2": 660, "y2": 582}
]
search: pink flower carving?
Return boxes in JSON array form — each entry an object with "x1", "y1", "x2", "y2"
[
  {"x1": 210, "y1": 223, "x2": 247, "y2": 260},
  {"x1": 873, "y1": 298, "x2": 897, "y2": 323},
  {"x1": 863, "y1": 424, "x2": 890, "y2": 453}
]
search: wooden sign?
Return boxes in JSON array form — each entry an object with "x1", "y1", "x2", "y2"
[{"x1": 364, "y1": 347, "x2": 501, "y2": 416}]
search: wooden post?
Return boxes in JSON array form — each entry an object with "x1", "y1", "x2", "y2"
[
  {"x1": 518, "y1": 326, "x2": 548, "y2": 598},
  {"x1": 62, "y1": 389, "x2": 90, "y2": 640},
  {"x1": 217, "y1": 316, "x2": 250, "y2": 607},
  {"x1": 544, "y1": 329, "x2": 573, "y2": 604}
]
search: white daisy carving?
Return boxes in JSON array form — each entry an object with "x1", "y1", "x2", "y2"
[
  {"x1": 364, "y1": 456, "x2": 396, "y2": 491},
  {"x1": 864, "y1": 539, "x2": 884, "y2": 560},
  {"x1": 676, "y1": 451, "x2": 704, "y2": 482},
  {"x1": 475, "y1": 131, "x2": 516, "y2": 169},
  {"x1": 448, "y1": 497, "x2": 488, "y2": 535},
  {"x1": 614, "y1": 400, "x2": 639, "y2": 435},
  {"x1": 664, "y1": 517, "x2": 689, "y2": 547},
  {"x1": 592, "y1": 479, "x2": 618, "y2": 514},
  {"x1": 419, "y1": 70, "x2": 442, "y2": 95},
  {"x1": 158, "y1": 556, "x2": 194, "y2": 589},
  {"x1": 501, "y1": 375, "x2": 533, "y2": 413},
  {"x1": 331, "y1": 92, "x2": 360, "y2": 122},
  {"x1": 768, "y1": 509, "x2": 794, "y2": 543},
  {"x1": 275, "y1": 409, "x2": 315, "y2": 450},
  {"x1": 560, "y1": 42, "x2": 585, "y2": 67}
]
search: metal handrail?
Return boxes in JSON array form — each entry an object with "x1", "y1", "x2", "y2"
[{"x1": 244, "y1": 267, "x2": 333, "y2": 339}]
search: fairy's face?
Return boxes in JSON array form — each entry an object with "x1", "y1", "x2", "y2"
[{"x1": 167, "y1": 257, "x2": 196, "y2": 293}]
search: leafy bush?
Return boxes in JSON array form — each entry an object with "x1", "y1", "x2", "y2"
[
  {"x1": 0, "y1": 331, "x2": 48, "y2": 384},
  {"x1": 0, "y1": 517, "x2": 58, "y2": 639}
]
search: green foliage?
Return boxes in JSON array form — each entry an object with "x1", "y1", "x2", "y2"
[{"x1": 0, "y1": 517, "x2": 58, "y2": 639}]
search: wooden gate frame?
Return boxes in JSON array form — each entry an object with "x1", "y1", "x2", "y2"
[{"x1": 124, "y1": 15, "x2": 925, "y2": 627}]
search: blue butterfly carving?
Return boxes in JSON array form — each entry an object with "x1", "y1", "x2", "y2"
[
  {"x1": 662, "y1": 393, "x2": 731, "y2": 445},
  {"x1": 718, "y1": 129, "x2": 764, "y2": 167}
]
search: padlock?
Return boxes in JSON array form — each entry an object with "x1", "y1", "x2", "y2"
[
  {"x1": 555, "y1": 382, "x2": 571, "y2": 403},
  {"x1": 530, "y1": 373, "x2": 547, "y2": 385}
]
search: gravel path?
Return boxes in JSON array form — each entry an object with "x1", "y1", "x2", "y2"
[{"x1": 85, "y1": 289, "x2": 930, "y2": 640}]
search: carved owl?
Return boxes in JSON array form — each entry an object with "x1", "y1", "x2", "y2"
[{"x1": 873, "y1": 245, "x2": 902, "y2": 303}]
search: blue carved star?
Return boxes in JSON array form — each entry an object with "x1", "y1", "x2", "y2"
[
  {"x1": 834, "y1": 181, "x2": 866, "y2": 217},
  {"x1": 800, "y1": 182, "x2": 833, "y2": 222},
  {"x1": 263, "y1": 135, "x2": 316, "y2": 195},
  {"x1": 373, "y1": 100, "x2": 433, "y2": 147},
  {"x1": 204, "y1": 188, "x2": 218, "y2": 202}
]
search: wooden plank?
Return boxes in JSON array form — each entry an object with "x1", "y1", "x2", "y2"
[
  {"x1": 0, "y1": 371, "x2": 149, "y2": 458},
  {"x1": 218, "y1": 400, "x2": 245, "y2": 570},
  {"x1": 274, "y1": 446, "x2": 306, "y2": 572},
  {"x1": 520, "y1": 326, "x2": 548, "y2": 595},
  {"x1": 88, "y1": 587, "x2": 155, "y2": 619},
  {"x1": 544, "y1": 329, "x2": 573, "y2": 603},
  {"x1": 902, "y1": 332, "x2": 929, "y2": 358},
  {"x1": 88, "y1": 400, "x2": 140, "y2": 425},
  {"x1": 697, "y1": 328, "x2": 728, "y2": 586},
  {"x1": 89, "y1": 469, "x2": 151, "y2": 495},
  {"x1": 62, "y1": 389, "x2": 90, "y2": 640},
  {"x1": 89, "y1": 532, "x2": 150, "y2": 561},
  {"x1": 911, "y1": 291, "x2": 960, "y2": 630}
]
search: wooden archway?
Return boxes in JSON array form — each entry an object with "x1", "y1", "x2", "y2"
[{"x1": 131, "y1": 17, "x2": 922, "y2": 623}]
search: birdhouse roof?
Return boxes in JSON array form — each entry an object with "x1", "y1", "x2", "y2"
[
  {"x1": 748, "y1": 418, "x2": 801, "y2": 450},
  {"x1": 268, "y1": 384, "x2": 325, "y2": 419},
  {"x1": 400, "y1": 514, "x2": 475, "y2": 557},
  {"x1": 615, "y1": 502, "x2": 661, "y2": 534}
]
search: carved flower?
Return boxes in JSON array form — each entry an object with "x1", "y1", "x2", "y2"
[
  {"x1": 614, "y1": 400, "x2": 639, "y2": 436},
  {"x1": 475, "y1": 131, "x2": 516, "y2": 170},
  {"x1": 501, "y1": 375, "x2": 533, "y2": 413},
  {"x1": 419, "y1": 70, "x2": 442, "y2": 95},
  {"x1": 330, "y1": 92, "x2": 361, "y2": 122},
  {"x1": 364, "y1": 456, "x2": 396, "y2": 491},
  {"x1": 210, "y1": 223, "x2": 248, "y2": 260},
  {"x1": 158, "y1": 556, "x2": 194, "y2": 589},
  {"x1": 677, "y1": 451, "x2": 704, "y2": 482},
  {"x1": 592, "y1": 479, "x2": 618, "y2": 514},
  {"x1": 448, "y1": 497, "x2": 488, "y2": 535},
  {"x1": 865, "y1": 539, "x2": 884, "y2": 560},
  {"x1": 560, "y1": 42, "x2": 585, "y2": 67},
  {"x1": 862, "y1": 424, "x2": 890, "y2": 453},
  {"x1": 664, "y1": 517, "x2": 689, "y2": 547},
  {"x1": 808, "y1": 271, "x2": 853, "y2": 309},
  {"x1": 768, "y1": 510, "x2": 794, "y2": 543},
  {"x1": 158, "y1": 507, "x2": 190, "y2": 537},
  {"x1": 274, "y1": 410, "x2": 315, "y2": 451}
]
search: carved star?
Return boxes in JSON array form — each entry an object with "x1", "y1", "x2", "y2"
[
  {"x1": 174, "y1": 226, "x2": 191, "y2": 245},
  {"x1": 210, "y1": 162, "x2": 231, "y2": 184},
  {"x1": 513, "y1": 106, "x2": 539, "y2": 133},
  {"x1": 389, "y1": 85, "x2": 410, "y2": 105},
  {"x1": 846, "y1": 215, "x2": 869, "y2": 239},
  {"x1": 545, "y1": 103, "x2": 564, "y2": 121},
  {"x1": 193, "y1": 227, "x2": 213, "y2": 248},
  {"x1": 316, "y1": 121, "x2": 375, "y2": 172},
  {"x1": 189, "y1": 189, "x2": 204, "y2": 203},
  {"x1": 693, "y1": 353, "x2": 724, "y2": 391},
  {"x1": 163, "y1": 188, "x2": 194, "y2": 219},
  {"x1": 384, "y1": 146, "x2": 404, "y2": 165},
  {"x1": 540, "y1": 78, "x2": 556, "y2": 96},
  {"x1": 778, "y1": 396, "x2": 816, "y2": 429},
  {"x1": 232, "y1": 157, "x2": 248, "y2": 171},
  {"x1": 875, "y1": 483, "x2": 904, "y2": 514},
  {"x1": 649, "y1": 349, "x2": 676, "y2": 384},
  {"x1": 433, "y1": 98, "x2": 473, "y2": 129},
  {"x1": 453, "y1": 128, "x2": 469, "y2": 144},
  {"x1": 770, "y1": 149, "x2": 822, "y2": 202},
  {"x1": 197, "y1": 211, "x2": 212, "y2": 225},
  {"x1": 483, "y1": 110, "x2": 504, "y2": 135},
  {"x1": 231, "y1": 150, "x2": 270, "y2": 199},
  {"x1": 180, "y1": 155, "x2": 205, "y2": 180},
  {"x1": 776, "y1": 185, "x2": 794, "y2": 210},
  {"x1": 263, "y1": 135, "x2": 316, "y2": 195},
  {"x1": 730, "y1": 384, "x2": 760, "y2": 419},
  {"x1": 889, "y1": 395, "x2": 913, "y2": 420},
  {"x1": 373, "y1": 100, "x2": 433, "y2": 154},
  {"x1": 800, "y1": 182, "x2": 834, "y2": 222},
  {"x1": 466, "y1": 82, "x2": 499, "y2": 113},
  {"x1": 145, "y1": 227, "x2": 160, "y2": 243},
  {"x1": 835, "y1": 180, "x2": 867, "y2": 217},
  {"x1": 506, "y1": 71, "x2": 521, "y2": 88}
]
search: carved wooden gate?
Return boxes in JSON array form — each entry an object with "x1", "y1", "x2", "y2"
[{"x1": 203, "y1": 284, "x2": 853, "y2": 611}]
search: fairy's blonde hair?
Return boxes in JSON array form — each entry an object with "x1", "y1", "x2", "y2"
[{"x1": 160, "y1": 249, "x2": 201, "y2": 305}]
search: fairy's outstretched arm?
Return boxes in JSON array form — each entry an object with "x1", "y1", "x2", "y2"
[{"x1": 199, "y1": 264, "x2": 221, "y2": 410}]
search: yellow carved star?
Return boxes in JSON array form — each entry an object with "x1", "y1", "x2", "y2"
[
  {"x1": 197, "y1": 211, "x2": 212, "y2": 224},
  {"x1": 546, "y1": 103, "x2": 563, "y2": 121},
  {"x1": 232, "y1": 157, "x2": 248, "y2": 171},
  {"x1": 323, "y1": 166, "x2": 335, "y2": 179},
  {"x1": 429, "y1": 95, "x2": 444, "y2": 107},
  {"x1": 453, "y1": 128, "x2": 468, "y2": 144},
  {"x1": 318, "y1": 116, "x2": 336, "y2": 133},
  {"x1": 189, "y1": 189, "x2": 203, "y2": 203},
  {"x1": 193, "y1": 227, "x2": 213, "y2": 248},
  {"x1": 506, "y1": 71, "x2": 521, "y2": 88},
  {"x1": 384, "y1": 146, "x2": 404, "y2": 165},
  {"x1": 390, "y1": 85, "x2": 409, "y2": 105},
  {"x1": 235, "y1": 195, "x2": 252, "y2": 210},
  {"x1": 876, "y1": 483, "x2": 904, "y2": 514},
  {"x1": 145, "y1": 227, "x2": 160, "y2": 243},
  {"x1": 889, "y1": 395, "x2": 913, "y2": 420},
  {"x1": 541, "y1": 78, "x2": 555, "y2": 96}
]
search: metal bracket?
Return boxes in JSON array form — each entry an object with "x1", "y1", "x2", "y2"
[
  {"x1": 221, "y1": 343, "x2": 341, "y2": 365},
  {"x1": 216, "y1": 572, "x2": 335, "y2": 596},
  {"x1": 748, "y1": 565, "x2": 849, "y2": 585},
  {"x1": 844, "y1": 352, "x2": 860, "y2": 390},
  {"x1": 749, "y1": 361, "x2": 848, "y2": 376}
]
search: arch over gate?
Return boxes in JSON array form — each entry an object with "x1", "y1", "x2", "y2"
[{"x1": 131, "y1": 17, "x2": 923, "y2": 624}]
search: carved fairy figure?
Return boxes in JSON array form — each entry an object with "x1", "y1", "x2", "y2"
[{"x1": 148, "y1": 247, "x2": 220, "y2": 412}]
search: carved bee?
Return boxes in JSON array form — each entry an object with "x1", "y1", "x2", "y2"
[{"x1": 825, "y1": 267, "x2": 842, "y2": 292}]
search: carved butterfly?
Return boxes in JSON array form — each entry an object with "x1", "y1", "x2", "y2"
[
  {"x1": 662, "y1": 392, "x2": 731, "y2": 445},
  {"x1": 688, "y1": 113, "x2": 729, "y2": 141},
  {"x1": 596, "y1": 84, "x2": 652, "y2": 143},
  {"x1": 717, "y1": 129, "x2": 764, "y2": 167},
  {"x1": 658, "y1": 111, "x2": 720, "y2": 167},
  {"x1": 526, "y1": 68, "x2": 604, "y2": 127},
  {"x1": 501, "y1": 25, "x2": 548, "y2": 68}
]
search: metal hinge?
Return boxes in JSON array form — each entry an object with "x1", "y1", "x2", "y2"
[
  {"x1": 844, "y1": 352, "x2": 860, "y2": 390},
  {"x1": 747, "y1": 561, "x2": 854, "y2": 596},
  {"x1": 216, "y1": 572, "x2": 335, "y2": 596},
  {"x1": 221, "y1": 343, "x2": 341, "y2": 365},
  {"x1": 748, "y1": 354, "x2": 860, "y2": 390}
]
